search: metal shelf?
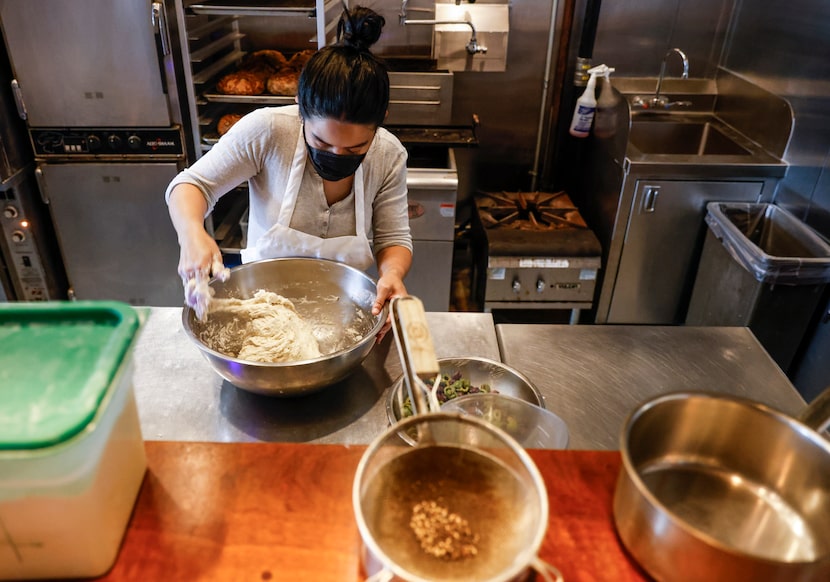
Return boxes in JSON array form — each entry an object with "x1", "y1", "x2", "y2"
[
  {"x1": 203, "y1": 92, "x2": 296, "y2": 104},
  {"x1": 187, "y1": 15, "x2": 238, "y2": 40},
  {"x1": 190, "y1": 0, "x2": 315, "y2": 17},
  {"x1": 192, "y1": 50, "x2": 245, "y2": 84},
  {"x1": 189, "y1": 32, "x2": 246, "y2": 63}
]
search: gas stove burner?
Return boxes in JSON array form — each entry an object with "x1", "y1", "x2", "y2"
[
  {"x1": 470, "y1": 190, "x2": 602, "y2": 311},
  {"x1": 476, "y1": 191, "x2": 588, "y2": 231}
]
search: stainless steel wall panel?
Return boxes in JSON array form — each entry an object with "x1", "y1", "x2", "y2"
[
  {"x1": 450, "y1": 0, "x2": 559, "y2": 193},
  {"x1": 723, "y1": 0, "x2": 830, "y2": 231},
  {"x1": 592, "y1": 0, "x2": 733, "y2": 79}
]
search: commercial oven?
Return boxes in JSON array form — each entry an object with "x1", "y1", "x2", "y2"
[
  {"x1": 0, "y1": 0, "x2": 188, "y2": 306},
  {"x1": 170, "y1": 0, "x2": 466, "y2": 311}
]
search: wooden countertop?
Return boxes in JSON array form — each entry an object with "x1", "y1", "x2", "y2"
[{"x1": 91, "y1": 442, "x2": 648, "y2": 581}]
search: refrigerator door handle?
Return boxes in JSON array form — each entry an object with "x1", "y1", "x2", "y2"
[
  {"x1": 34, "y1": 166, "x2": 49, "y2": 205},
  {"x1": 10, "y1": 79, "x2": 27, "y2": 120}
]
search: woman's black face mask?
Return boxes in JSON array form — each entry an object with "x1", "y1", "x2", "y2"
[{"x1": 305, "y1": 143, "x2": 366, "y2": 181}]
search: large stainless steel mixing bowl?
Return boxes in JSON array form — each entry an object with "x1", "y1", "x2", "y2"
[{"x1": 182, "y1": 258, "x2": 384, "y2": 396}]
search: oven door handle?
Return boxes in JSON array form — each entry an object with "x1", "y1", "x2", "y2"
[
  {"x1": 151, "y1": 1, "x2": 170, "y2": 94},
  {"x1": 152, "y1": 2, "x2": 170, "y2": 56},
  {"x1": 10, "y1": 79, "x2": 27, "y2": 121},
  {"x1": 34, "y1": 166, "x2": 49, "y2": 205}
]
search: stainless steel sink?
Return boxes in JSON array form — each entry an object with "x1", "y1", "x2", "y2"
[{"x1": 629, "y1": 120, "x2": 751, "y2": 156}]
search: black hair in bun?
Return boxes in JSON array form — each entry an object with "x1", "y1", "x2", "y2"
[
  {"x1": 298, "y1": 5, "x2": 390, "y2": 126},
  {"x1": 337, "y1": 5, "x2": 385, "y2": 52}
]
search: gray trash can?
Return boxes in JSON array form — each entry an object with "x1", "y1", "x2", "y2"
[{"x1": 687, "y1": 202, "x2": 830, "y2": 372}]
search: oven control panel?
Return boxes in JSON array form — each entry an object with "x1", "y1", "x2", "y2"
[
  {"x1": 30, "y1": 127, "x2": 185, "y2": 158},
  {"x1": 1, "y1": 170, "x2": 55, "y2": 300},
  {"x1": 483, "y1": 259, "x2": 601, "y2": 306}
]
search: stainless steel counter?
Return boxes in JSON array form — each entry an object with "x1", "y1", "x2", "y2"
[
  {"x1": 496, "y1": 324, "x2": 807, "y2": 449},
  {"x1": 132, "y1": 307, "x2": 500, "y2": 444},
  {"x1": 132, "y1": 309, "x2": 806, "y2": 449}
]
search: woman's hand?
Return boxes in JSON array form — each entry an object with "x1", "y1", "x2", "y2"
[
  {"x1": 373, "y1": 271, "x2": 406, "y2": 342},
  {"x1": 168, "y1": 183, "x2": 230, "y2": 315},
  {"x1": 373, "y1": 247, "x2": 412, "y2": 342},
  {"x1": 177, "y1": 228, "x2": 225, "y2": 283}
]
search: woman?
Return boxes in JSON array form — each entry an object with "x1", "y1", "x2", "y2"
[{"x1": 166, "y1": 5, "x2": 411, "y2": 322}]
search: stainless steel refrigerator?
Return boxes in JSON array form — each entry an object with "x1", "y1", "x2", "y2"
[{"x1": 0, "y1": 0, "x2": 188, "y2": 306}]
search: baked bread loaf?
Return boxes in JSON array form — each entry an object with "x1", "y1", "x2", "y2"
[
  {"x1": 217, "y1": 113, "x2": 244, "y2": 136},
  {"x1": 217, "y1": 71, "x2": 265, "y2": 95},
  {"x1": 239, "y1": 49, "x2": 288, "y2": 78},
  {"x1": 266, "y1": 70, "x2": 300, "y2": 96},
  {"x1": 286, "y1": 49, "x2": 316, "y2": 72},
  {"x1": 243, "y1": 49, "x2": 287, "y2": 68},
  {"x1": 238, "y1": 61, "x2": 275, "y2": 81}
]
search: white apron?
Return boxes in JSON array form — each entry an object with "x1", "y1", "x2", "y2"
[{"x1": 240, "y1": 123, "x2": 375, "y2": 271}]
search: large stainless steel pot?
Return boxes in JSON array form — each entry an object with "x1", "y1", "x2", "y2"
[
  {"x1": 353, "y1": 413, "x2": 558, "y2": 582},
  {"x1": 614, "y1": 388, "x2": 830, "y2": 581},
  {"x1": 182, "y1": 258, "x2": 384, "y2": 396}
]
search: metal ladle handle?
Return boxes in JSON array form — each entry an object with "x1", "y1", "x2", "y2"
[{"x1": 390, "y1": 296, "x2": 440, "y2": 416}]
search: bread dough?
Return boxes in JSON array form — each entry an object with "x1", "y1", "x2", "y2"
[{"x1": 202, "y1": 290, "x2": 321, "y2": 363}]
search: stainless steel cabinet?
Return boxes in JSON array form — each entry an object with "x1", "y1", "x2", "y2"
[
  {"x1": 37, "y1": 163, "x2": 182, "y2": 306},
  {"x1": 605, "y1": 179, "x2": 764, "y2": 324}
]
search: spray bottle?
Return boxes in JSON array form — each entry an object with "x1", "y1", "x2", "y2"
[
  {"x1": 593, "y1": 66, "x2": 618, "y2": 139},
  {"x1": 568, "y1": 64, "x2": 608, "y2": 138}
]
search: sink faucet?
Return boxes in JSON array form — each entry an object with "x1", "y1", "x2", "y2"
[
  {"x1": 632, "y1": 48, "x2": 693, "y2": 110},
  {"x1": 399, "y1": 0, "x2": 487, "y2": 55}
]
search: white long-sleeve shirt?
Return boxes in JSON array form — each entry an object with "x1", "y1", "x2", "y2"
[{"x1": 165, "y1": 105, "x2": 412, "y2": 255}]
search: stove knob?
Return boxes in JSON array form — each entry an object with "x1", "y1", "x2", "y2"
[
  {"x1": 108, "y1": 134, "x2": 123, "y2": 150},
  {"x1": 536, "y1": 278, "x2": 546, "y2": 293},
  {"x1": 87, "y1": 134, "x2": 102, "y2": 152},
  {"x1": 3, "y1": 205, "x2": 19, "y2": 219},
  {"x1": 11, "y1": 230, "x2": 26, "y2": 243},
  {"x1": 512, "y1": 278, "x2": 521, "y2": 294},
  {"x1": 127, "y1": 135, "x2": 142, "y2": 150}
]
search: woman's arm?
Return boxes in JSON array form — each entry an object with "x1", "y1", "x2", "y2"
[
  {"x1": 167, "y1": 183, "x2": 223, "y2": 281},
  {"x1": 165, "y1": 109, "x2": 277, "y2": 278}
]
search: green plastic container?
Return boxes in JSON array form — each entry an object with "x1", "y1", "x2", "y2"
[{"x1": 0, "y1": 301, "x2": 146, "y2": 580}]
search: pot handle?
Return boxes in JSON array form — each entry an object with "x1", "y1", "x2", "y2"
[
  {"x1": 798, "y1": 385, "x2": 830, "y2": 435},
  {"x1": 364, "y1": 570, "x2": 394, "y2": 582},
  {"x1": 364, "y1": 560, "x2": 563, "y2": 582},
  {"x1": 530, "y1": 556, "x2": 564, "y2": 582}
]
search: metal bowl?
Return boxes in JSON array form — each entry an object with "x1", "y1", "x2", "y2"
[
  {"x1": 183, "y1": 257, "x2": 384, "y2": 396},
  {"x1": 386, "y1": 356, "x2": 545, "y2": 424},
  {"x1": 443, "y1": 393, "x2": 569, "y2": 449}
]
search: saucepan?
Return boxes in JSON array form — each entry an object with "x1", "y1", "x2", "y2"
[
  {"x1": 352, "y1": 296, "x2": 563, "y2": 582},
  {"x1": 613, "y1": 387, "x2": 830, "y2": 581}
]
